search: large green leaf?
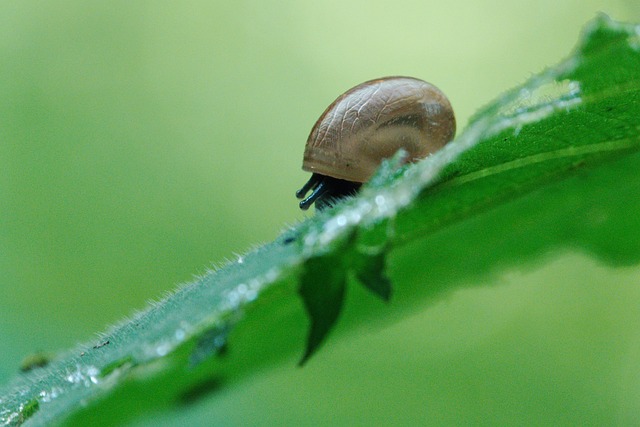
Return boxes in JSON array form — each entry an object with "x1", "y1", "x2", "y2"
[{"x1": 1, "y1": 14, "x2": 639, "y2": 426}]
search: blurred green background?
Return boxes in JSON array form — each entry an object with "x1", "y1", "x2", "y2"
[{"x1": 1, "y1": 0, "x2": 639, "y2": 423}]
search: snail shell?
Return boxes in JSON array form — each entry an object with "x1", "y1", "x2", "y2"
[
  {"x1": 304, "y1": 76, "x2": 455, "y2": 181},
  {"x1": 296, "y1": 76, "x2": 455, "y2": 210}
]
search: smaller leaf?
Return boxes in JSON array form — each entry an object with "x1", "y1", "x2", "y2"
[
  {"x1": 352, "y1": 216, "x2": 394, "y2": 301},
  {"x1": 353, "y1": 251, "x2": 392, "y2": 302},
  {"x1": 298, "y1": 254, "x2": 347, "y2": 365},
  {"x1": 297, "y1": 225, "x2": 393, "y2": 363}
]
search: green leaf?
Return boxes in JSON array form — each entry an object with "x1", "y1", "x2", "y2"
[
  {"x1": 298, "y1": 252, "x2": 348, "y2": 365},
  {"x1": 353, "y1": 251, "x2": 392, "y2": 302},
  {"x1": 298, "y1": 222, "x2": 393, "y2": 364},
  {"x1": 1, "y1": 14, "x2": 639, "y2": 426}
]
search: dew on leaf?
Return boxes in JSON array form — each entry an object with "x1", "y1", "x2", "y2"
[
  {"x1": 155, "y1": 343, "x2": 171, "y2": 357},
  {"x1": 499, "y1": 79, "x2": 582, "y2": 118},
  {"x1": 39, "y1": 386, "x2": 63, "y2": 403}
]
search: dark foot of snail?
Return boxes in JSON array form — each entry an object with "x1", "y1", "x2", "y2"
[{"x1": 296, "y1": 173, "x2": 361, "y2": 211}]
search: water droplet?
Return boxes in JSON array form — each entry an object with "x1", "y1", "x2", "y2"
[
  {"x1": 245, "y1": 288, "x2": 257, "y2": 302},
  {"x1": 265, "y1": 268, "x2": 279, "y2": 283},
  {"x1": 38, "y1": 386, "x2": 62, "y2": 403},
  {"x1": 87, "y1": 366, "x2": 100, "y2": 384},
  {"x1": 156, "y1": 343, "x2": 171, "y2": 357},
  {"x1": 237, "y1": 283, "x2": 248, "y2": 294}
]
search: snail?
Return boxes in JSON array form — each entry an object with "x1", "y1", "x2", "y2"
[{"x1": 296, "y1": 76, "x2": 456, "y2": 210}]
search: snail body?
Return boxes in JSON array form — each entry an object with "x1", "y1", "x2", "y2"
[{"x1": 296, "y1": 76, "x2": 456, "y2": 210}]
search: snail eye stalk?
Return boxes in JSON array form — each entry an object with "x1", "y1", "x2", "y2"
[{"x1": 296, "y1": 174, "x2": 361, "y2": 211}]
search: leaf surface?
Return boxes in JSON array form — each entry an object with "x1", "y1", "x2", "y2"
[{"x1": 1, "y1": 14, "x2": 639, "y2": 426}]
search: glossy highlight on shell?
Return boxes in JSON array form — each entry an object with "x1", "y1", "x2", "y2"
[{"x1": 296, "y1": 76, "x2": 456, "y2": 210}]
